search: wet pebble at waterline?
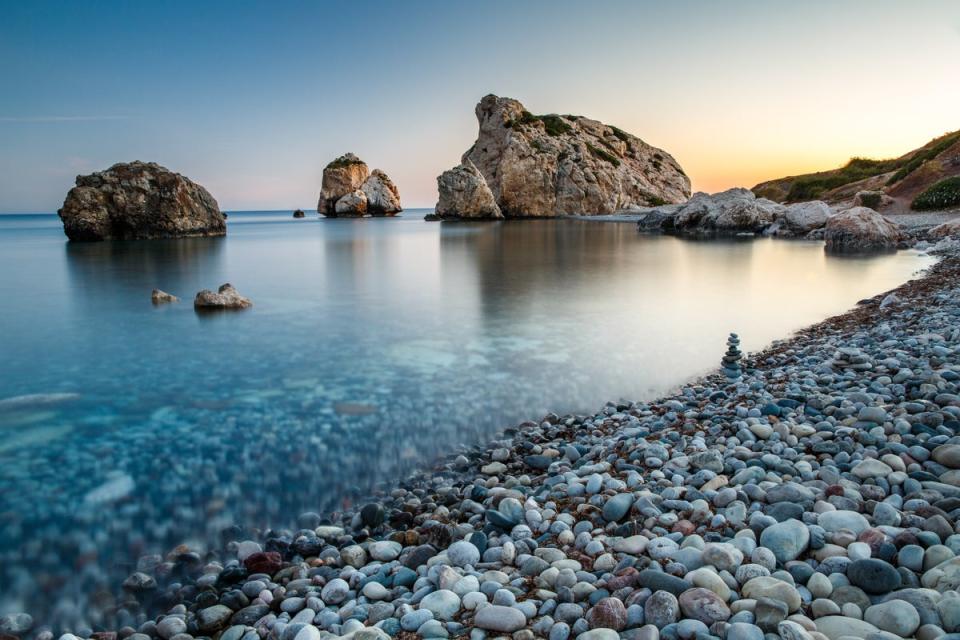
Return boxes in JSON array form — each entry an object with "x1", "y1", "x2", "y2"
[{"x1": 6, "y1": 253, "x2": 960, "y2": 640}]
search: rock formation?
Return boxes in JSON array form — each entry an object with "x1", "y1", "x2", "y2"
[
  {"x1": 435, "y1": 161, "x2": 503, "y2": 220},
  {"x1": 317, "y1": 154, "x2": 401, "y2": 217},
  {"x1": 929, "y1": 219, "x2": 960, "y2": 240},
  {"x1": 635, "y1": 189, "x2": 835, "y2": 238},
  {"x1": 435, "y1": 95, "x2": 690, "y2": 219},
  {"x1": 194, "y1": 283, "x2": 252, "y2": 310},
  {"x1": 293, "y1": 209, "x2": 305, "y2": 218},
  {"x1": 58, "y1": 162, "x2": 225, "y2": 241},
  {"x1": 361, "y1": 170, "x2": 402, "y2": 216},
  {"x1": 151, "y1": 289, "x2": 178, "y2": 304},
  {"x1": 823, "y1": 207, "x2": 902, "y2": 254}
]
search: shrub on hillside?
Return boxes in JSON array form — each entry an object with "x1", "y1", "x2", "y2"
[{"x1": 912, "y1": 177, "x2": 960, "y2": 211}]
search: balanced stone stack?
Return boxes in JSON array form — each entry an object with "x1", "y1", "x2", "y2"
[{"x1": 721, "y1": 332, "x2": 743, "y2": 378}]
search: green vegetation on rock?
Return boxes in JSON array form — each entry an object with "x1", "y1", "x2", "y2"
[
  {"x1": 587, "y1": 143, "x2": 620, "y2": 167},
  {"x1": 912, "y1": 177, "x2": 960, "y2": 211},
  {"x1": 507, "y1": 110, "x2": 573, "y2": 137},
  {"x1": 786, "y1": 157, "x2": 900, "y2": 201},
  {"x1": 326, "y1": 156, "x2": 365, "y2": 169},
  {"x1": 609, "y1": 126, "x2": 631, "y2": 143},
  {"x1": 887, "y1": 131, "x2": 960, "y2": 185}
]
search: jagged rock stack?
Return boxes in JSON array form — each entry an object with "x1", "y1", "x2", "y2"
[
  {"x1": 721, "y1": 332, "x2": 742, "y2": 378},
  {"x1": 317, "y1": 154, "x2": 401, "y2": 217},
  {"x1": 434, "y1": 94, "x2": 691, "y2": 219}
]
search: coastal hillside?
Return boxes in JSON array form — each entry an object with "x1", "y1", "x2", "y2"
[
  {"x1": 435, "y1": 95, "x2": 691, "y2": 219},
  {"x1": 752, "y1": 129, "x2": 960, "y2": 211}
]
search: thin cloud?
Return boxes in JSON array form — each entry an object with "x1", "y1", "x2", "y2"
[{"x1": 0, "y1": 115, "x2": 134, "y2": 123}]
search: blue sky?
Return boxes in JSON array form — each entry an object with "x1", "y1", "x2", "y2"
[{"x1": 1, "y1": 0, "x2": 958, "y2": 212}]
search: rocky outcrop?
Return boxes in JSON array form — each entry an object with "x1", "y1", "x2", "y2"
[
  {"x1": 318, "y1": 154, "x2": 401, "y2": 217},
  {"x1": 293, "y1": 209, "x2": 305, "y2": 218},
  {"x1": 824, "y1": 207, "x2": 902, "y2": 254},
  {"x1": 929, "y1": 219, "x2": 960, "y2": 240},
  {"x1": 194, "y1": 283, "x2": 252, "y2": 310},
  {"x1": 436, "y1": 95, "x2": 690, "y2": 219},
  {"x1": 434, "y1": 161, "x2": 503, "y2": 220},
  {"x1": 58, "y1": 162, "x2": 224, "y2": 241},
  {"x1": 636, "y1": 190, "x2": 836, "y2": 238},
  {"x1": 767, "y1": 200, "x2": 834, "y2": 236},
  {"x1": 672, "y1": 189, "x2": 783, "y2": 234},
  {"x1": 362, "y1": 170, "x2": 402, "y2": 216}
]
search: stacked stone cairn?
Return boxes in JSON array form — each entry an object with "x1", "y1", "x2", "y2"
[{"x1": 722, "y1": 332, "x2": 743, "y2": 379}]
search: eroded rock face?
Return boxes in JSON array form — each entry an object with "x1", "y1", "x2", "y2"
[
  {"x1": 439, "y1": 94, "x2": 690, "y2": 218},
  {"x1": 435, "y1": 161, "x2": 503, "y2": 220},
  {"x1": 194, "y1": 283, "x2": 252, "y2": 310},
  {"x1": 318, "y1": 154, "x2": 369, "y2": 215},
  {"x1": 824, "y1": 207, "x2": 902, "y2": 254},
  {"x1": 58, "y1": 162, "x2": 224, "y2": 241},
  {"x1": 362, "y1": 170, "x2": 402, "y2": 216},
  {"x1": 318, "y1": 154, "x2": 401, "y2": 217},
  {"x1": 334, "y1": 190, "x2": 368, "y2": 216}
]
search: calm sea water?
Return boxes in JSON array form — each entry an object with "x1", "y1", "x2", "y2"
[{"x1": 0, "y1": 211, "x2": 935, "y2": 626}]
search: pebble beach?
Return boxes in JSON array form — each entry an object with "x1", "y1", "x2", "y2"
[{"x1": 4, "y1": 242, "x2": 960, "y2": 640}]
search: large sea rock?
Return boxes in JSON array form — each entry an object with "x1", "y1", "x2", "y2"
[
  {"x1": 318, "y1": 154, "x2": 401, "y2": 217},
  {"x1": 435, "y1": 94, "x2": 690, "y2": 219},
  {"x1": 58, "y1": 161, "x2": 224, "y2": 241},
  {"x1": 823, "y1": 206, "x2": 902, "y2": 253},
  {"x1": 434, "y1": 161, "x2": 503, "y2": 220}
]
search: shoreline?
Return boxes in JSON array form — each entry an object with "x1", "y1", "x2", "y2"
[{"x1": 14, "y1": 247, "x2": 958, "y2": 639}]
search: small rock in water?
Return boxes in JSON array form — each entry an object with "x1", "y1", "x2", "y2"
[
  {"x1": 194, "y1": 283, "x2": 252, "y2": 310},
  {"x1": 151, "y1": 289, "x2": 178, "y2": 304}
]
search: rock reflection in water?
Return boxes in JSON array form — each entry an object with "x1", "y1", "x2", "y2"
[{"x1": 0, "y1": 212, "x2": 934, "y2": 629}]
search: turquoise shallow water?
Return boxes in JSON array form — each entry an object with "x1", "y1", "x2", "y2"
[{"x1": 0, "y1": 211, "x2": 935, "y2": 623}]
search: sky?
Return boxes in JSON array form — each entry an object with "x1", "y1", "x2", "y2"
[{"x1": 0, "y1": 0, "x2": 958, "y2": 213}]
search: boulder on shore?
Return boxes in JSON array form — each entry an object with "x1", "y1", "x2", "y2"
[
  {"x1": 194, "y1": 284, "x2": 252, "y2": 310},
  {"x1": 823, "y1": 207, "x2": 902, "y2": 254},
  {"x1": 929, "y1": 219, "x2": 960, "y2": 240},
  {"x1": 318, "y1": 154, "x2": 401, "y2": 217},
  {"x1": 58, "y1": 161, "x2": 225, "y2": 241},
  {"x1": 434, "y1": 161, "x2": 503, "y2": 220},
  {"x1": 636, "y1": 191, "x2": 837, "y2": 238},
  {"x1": 436, "y1": 94, "x2": 690, "y2": 219}
]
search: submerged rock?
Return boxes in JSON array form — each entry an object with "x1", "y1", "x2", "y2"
[
  {"x1": 439, "y1": 94, "x2": 690, "y2": 218},
  {"x1": 194, "y1": 283, "x2": 253, "y2": 310},
  {"x1": 318, "y1": 154, "x2": 401, "y2": 217},
  {"x1": 824, "y1": 206, "x2": 902, "y2": 253},
  {"x1": 434, "y1": 161, "x2": 503, "y2": 220},
  {"x1": 58, "y1": 161, "x2": 225, "y2": 241}
]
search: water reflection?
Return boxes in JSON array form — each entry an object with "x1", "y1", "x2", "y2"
[
  {"x1": 0, "y1": 213, "x2": 935, "y2": 628},
  {"x1": 64, "y1": 236, "x2": 226, "y2": 312}
]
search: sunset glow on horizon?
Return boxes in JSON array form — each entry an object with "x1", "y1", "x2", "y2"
[{"x1": 1, "y1": 0, "x2": 958, "y2": 211}]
